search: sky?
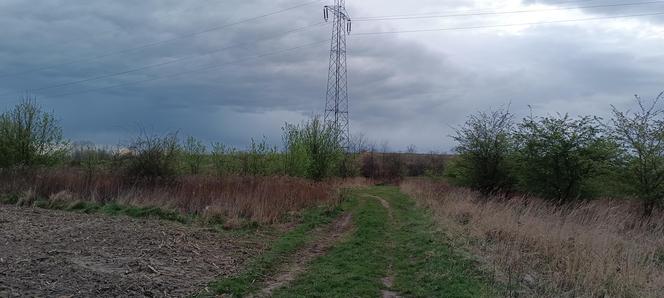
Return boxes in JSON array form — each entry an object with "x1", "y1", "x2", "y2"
[{"x1": 0, "y1": 0, "x2": 663, "y2": 152}]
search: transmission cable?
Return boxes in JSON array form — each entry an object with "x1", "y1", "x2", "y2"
[
  {"x1": 354, "y1": 0, "x2": 602, "y2": 20},
  {"x1": 354, "y1": 11, "x2": 664, "y2": 35},
  {"x1": 354, "y1": 0, "x2": 664, "y2": 21}
]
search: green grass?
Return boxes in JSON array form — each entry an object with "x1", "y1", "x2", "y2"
[
  {"x1": 373, "y1": 186, "x2": 494, "y2": 297},
  {"x1": 28, "y1": 199, "x2": 194, "y2": 224},
  {"x1": 273, "y1": 186, "x2": 495, "y2": 298},
  {"x1": 0, "y1": 194, "x2": 19, "y2": 204},
  {"x1": 273, "y1": 194, "x2": 389, "y2": 298},
  {"x1": 204, "y1": 205, "x2": 343, "y2": 297},
  {"x1": 1, "y1": 193, "x2": 203, "y2": 225}
]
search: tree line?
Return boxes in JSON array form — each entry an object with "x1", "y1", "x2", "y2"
[
  {"x1": 448, "y1": 92, "x2": 664, "y2": 215},
  {"x1": 0, "y1": 96, "x2": 447, "y2": 184}
]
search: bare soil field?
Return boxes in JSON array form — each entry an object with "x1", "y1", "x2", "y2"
[{"x1": 0, "y1": 206, "x2": 272, "y2": 297}]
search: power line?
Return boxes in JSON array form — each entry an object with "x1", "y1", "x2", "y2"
[
  {"x1": 354, "y1": 0, "x2": 664, "y2": 21},
  {"x1": 36, "y1": 39, "x2": 330, "y2": 100},
  {"x1": 0, "y1": 22, "x2": 326, "y2": 98},
  {"x1": 14, "y1": 1, "x2": 652, "y2": 97},
  {"x1": 353, "y1": 0, "x2": 604, "y2": 20},
  {"x1": 353, "y1": 11, "x2": 664, "y2": 35},
  {"x1": 7, "y1": 6, "x2": 662, "y2": 101},
  {"x1": 0, "y1": 0, "x2": 323, "y2": 78}
]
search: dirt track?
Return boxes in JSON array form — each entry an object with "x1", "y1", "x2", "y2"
[
  {"x1": 256, "y1": 212, "x2": 354, "y2": 297},
  {"x1": 0, "y1": 206, "x2": 270, "y2": 297}
]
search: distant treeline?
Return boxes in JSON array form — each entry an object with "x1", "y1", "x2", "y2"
[
  {"x1": 448, "y1": 92, "x2": 664, "y2": 215},
  {"x1": 0, "y1": 96, "x2": 447, "y2": 183}
]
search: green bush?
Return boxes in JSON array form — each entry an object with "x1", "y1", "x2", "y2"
[
  {"x1": 240, "y1": 137, "x2": 282, "y2": 176},
  {"x1": 450, "y1": 107, "x2": 515, "y2": 195},
  {"x1": 211, "y1": 142, "x2": 242, "y2": 175},
  {"x1": 609, "y1": 92, "x2": 664, "y2": 215},
  {"x1": 514, "y1": 114, "x2": 616, "y2": 202},
  {"x1": 282, "y1": 116, "x2": 344, "y2": 181}
]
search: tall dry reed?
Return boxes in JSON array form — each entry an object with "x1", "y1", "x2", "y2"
[
  {"x1": 401, "y1": 178, "x2": 664, "y2": 297},
  {"x1": 0, "y1": 168, "x2": 351, "y2": 224}
]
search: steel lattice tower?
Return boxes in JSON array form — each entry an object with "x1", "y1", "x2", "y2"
[{"x1": 323, "y1": 0, "x2": 351, "y2": 148}]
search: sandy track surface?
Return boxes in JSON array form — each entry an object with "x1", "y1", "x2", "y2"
[{"x1": 0, "y1": 206, "x2": 270, "y2": 297}]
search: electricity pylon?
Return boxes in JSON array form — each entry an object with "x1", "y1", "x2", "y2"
[{"x1": 323, "y1": 0, "x2": 351, "y2": 149}]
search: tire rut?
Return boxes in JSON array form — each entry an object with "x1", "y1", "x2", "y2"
[
  {"x1": 252, "y1": 212, "x2": 354, "y2": 297},
  {"x1": 364, "y1": 194, "x2": 403, "y2": 298}
]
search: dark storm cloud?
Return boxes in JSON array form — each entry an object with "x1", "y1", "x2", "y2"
[{"x1": 0, "y1": 0, "x2": 663, "y2": 151}]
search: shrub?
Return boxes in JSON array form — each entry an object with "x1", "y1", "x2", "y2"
[
  {"x1": 0, "y1": 97, "x2": 67, "y2": 168},
  {"x1": 424, "y1": 152, "x2": 447, "y2": 177},
  {"x1": 241, "y1": 137, "x2": 282, "y2": 176},
  {"x1": 609, "y1": 92, "x2": 664, "y2": 215},
  {"x1": 514, "y1": 114, "x2": 616, "y2": 202},
  {"x1": 182, "y1": 136, "x2": 206, "y2": 174},
  {"x1": 450, "y1": 107, "x2": 515, "y2": 195},
  {"x1": 380, "y1": 152, "x2": 405, "y2": 183},
  {"x1": 125, "y1": 132, "x2": 180, "y2": 180},
  {"x1": 360, "y1": 146, "x2": 378, "y2": 179},
  {"x1": 282, "y1": 116, "x2": 344, "y2": 181},
  {"x1": 211, "y1": 142, "x2": 242, "y2": 175}
]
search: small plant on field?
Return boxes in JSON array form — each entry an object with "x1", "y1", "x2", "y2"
[
  {"x1": 449, "y1": 106, "x2": 515, "y2": 195},
  {"x1": 125, "y1": 131, "x2": 180, "y2": 180},
  {"x1": 182, "y1": 136, "x2": 206, "y2": 174},
  {"x1": 0, "y1": 96, "x2": 68, "y2": 168},
  {"x1": 609, "y1": 91, "x2": 664, "y2": 215},
  {"x1": 514, "y1": 113, "x2": 616, "y2": 202}
]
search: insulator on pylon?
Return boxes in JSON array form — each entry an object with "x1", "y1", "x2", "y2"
[
  {"x1": 324, "y1": 7, "x2": 329, "y2": 21},
  {"x1": 347, "y1": 21, "x2": 352, "y2": 34}
]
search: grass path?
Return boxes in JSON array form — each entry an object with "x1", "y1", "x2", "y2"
[{"x1": 209, "y1": 186, "x2": 495, "y2": 297}]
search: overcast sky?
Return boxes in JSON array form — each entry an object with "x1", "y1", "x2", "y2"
[{"x1": 1, "y1": 0, "x2": 663, "y2": 152}]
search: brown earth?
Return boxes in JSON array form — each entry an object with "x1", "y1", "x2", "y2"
[{"x1": 0, "y1": 206, "x2": 272, "y2": 297}]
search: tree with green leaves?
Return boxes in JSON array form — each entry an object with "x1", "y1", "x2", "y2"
[
  {"x1": 0, "y1": 97, "x2": 67, "y2": 168},
  {"x1": 283, "y1": 116, "x2": 344, "y2": 181},
  {"x1": 450, "y1": 107, "x2": 515, "y2": 195},
  {"x1": 514, "y1": 113, "x2": 616, "y2": 202},
  {"x1": 609, "y1": 92, "x2": 664, "y2": 215}
]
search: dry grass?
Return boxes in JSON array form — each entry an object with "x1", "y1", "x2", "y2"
[
  {"x1": 0, "y1": 168, "x2": 370, "y2": 224},
  {"x1": 401, "y1": 178, "x2": 664, "y2": 297}
]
